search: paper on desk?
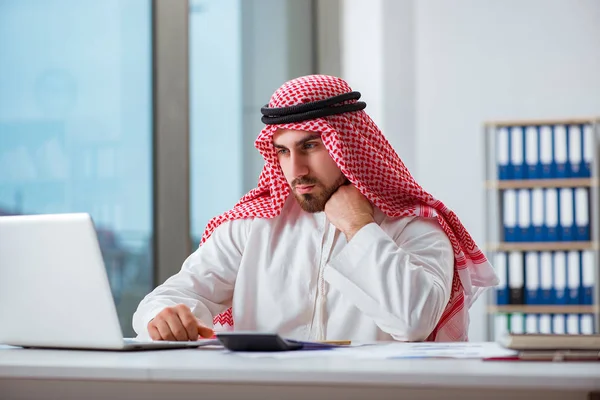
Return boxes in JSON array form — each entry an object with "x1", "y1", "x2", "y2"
[
  {"x1": 344, "y1": 342, "x2": 518, "y2": 359},
  {"x1": 231, "y1": 342, "x2": 517, "y2": 360}
]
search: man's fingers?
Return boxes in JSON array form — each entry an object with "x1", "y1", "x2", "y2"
[
  {"x1": 197, "y1": 324, "x2": 215, "y2": 339},
  {"x1": 148, "y1": 324, "x2": 162, "y2": 341},
  {"x1": 164, "y1": 312, "x2": 191, "y2": 341},
  {"x1": 177, "y1": 311, "x2": 200, "y2": 341},
  {"x1": 155, "y1": 319, "x2": 176, "y2": 341}
]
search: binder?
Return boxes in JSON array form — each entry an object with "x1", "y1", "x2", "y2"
[
  {"x1": 580, "y1": 314, "x2": 594, "y2": 335},
  {"x1": 497, "y1": 127, "x2": 510, "y2": 180},
  {"x1": 494, "y1": 252, "x2": 509, "y2": 305},
  {"x1": 525, "y1": 314, "x2": 538, "y2": 334},
  {"x1": 510, "y1": 313, "x2": 525, "y2": 334},
  {"x1": 539, "y1": 125, "x2": 554, "y2": 179},
  {"x1": 510, "y1": 126, "x2": 525, "y2": 179},
  {"x1": 567, "y1": 251, "x2": 581, "y2": 305},
  {"x1": 582, "y1": 251, "x2": 595, "y2": 305},
  {"x1": 582, "y1": 124, "x2": 593, "y2": 178},
  {"x1": 524, "y1": 252, "x2": 540, "y2": 304},
  {"x1": 574, "y1": 188, "x2": 590, "y2": 241},
  {"x1": 552, "y1": 314, "x2": 566, "y2": 334},
  {"x1": 525, "y1": 126, "x2": 539, "y2": 179},
  {"x1": 568, "y1": 124, "x2": 583, "y2": 177},
  {"x1": 517, "y1": 189, "x2": 532, "y2": 241},
  {"x1": 508, "y1": 252, "x2": 525, "y2": 304},
  {"x1": 539, "y1": 251, "x2": 554, "y2": 304},
  {"x1": 566, "y1": 314, "x2": 580, "y2": 334},
  {"x1": 553, "y1": 252, "x2": 568, "y2": 304},
  {"x1": 553, "y1": 125, "x2": 569, "y2": 178},
  {"x1": 558, "y1": 188, "x2": 574, "y2": 241},
  {"x1": 494, "y1": 314, "x2": 509, "y2": 342},
  {"x1": 544, "y1": 189, "x2": 559, "y2": 241},
  {"x1": 531, "y1": 188, "x2": 544, "y2": 241},
  {"x1": 503, "y1": 189, "x2": 518, "y2": 242},
  {"x1": 538, "y1": 314, "x2": 552, "y2": 334}
]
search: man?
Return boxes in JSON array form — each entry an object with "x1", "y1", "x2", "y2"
[{"x1": 132, "y1": 75, "x2": 498, "y2": 342}]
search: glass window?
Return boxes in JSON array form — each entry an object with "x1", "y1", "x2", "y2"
[{"x1": 0, "y1": 0, "x2": 153, "y2": 336}]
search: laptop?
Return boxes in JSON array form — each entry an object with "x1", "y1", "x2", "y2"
[{"x1": 0, "y1": 213, "x2": 218, "y2": 351}]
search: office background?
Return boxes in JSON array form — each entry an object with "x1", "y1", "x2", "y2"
[{"x1": 1, "y1": 0, "x2": 599, "y2": 340}]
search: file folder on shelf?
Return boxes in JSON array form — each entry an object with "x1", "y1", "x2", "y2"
[
  {"x1": 510, "y1": 126, "x2": 525, "y2": 179},
  {"x1": 581, "y1": 251, "x2": 595, "y2": 305},
  {"x1": 582, "y1": 124, "x2": 593, "y2": 178},
  {"x1": 497, "y1": 127, "x2": 510, "y2": 180},
  {"x1": 494, "y1": 252, "x2": 509, "y2": 305},
  {"x1": 524, "y1": 252, "x2": 540, "y2": 305},
  {"x1": 539, "y1": 252, "x2": 554, "y2": 305},
  {"x1": 574, "y1": 188, "x2": 590, "y2": 241},
  {"x1": 525, "y1": 126, "x2": 539, "y2": 179},
  {"x1": 568, "y1": 124, "x2": 583, "y2": 178},
  {"x1": 503, "y1": 189, "x2": 518, "y2": 242},
  {"x1": 553, "y1": 252, "x2": 568, "y2": 305},
  {"x1": 508, "y1": 252, "x2": 524, "y2": 305},
  {"x1": 554, "y1": 125, "x2": 569, "y2": 178},
  {"x1": 531, "y1": 188, "x2": 544, "y2": 241},
  {"x1": 558, "y1": 188, "x2": 574, "y2": 241},
  {"x1": 544, "y1": 189, "x2": 559, "y2": 241},
  {"x1": 518, "y1": 189, "x2": 532, "y2": 242},
  {"x1": 539, "y1": 125, "x2": 554, "y2": 179},
  {"x1": 566, "y1": 251, "x2": 581, "y2": 305}
]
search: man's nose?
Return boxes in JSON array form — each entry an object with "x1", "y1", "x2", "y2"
[{"x1": 290, "y1": 153, "x2": 309, "y2": 179}]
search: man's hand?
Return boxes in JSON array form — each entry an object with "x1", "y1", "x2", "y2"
[
  {"x1": 148, "y1": 304, "x2": 214, "y2": 341},
  {"x1": 324, "y1": 184, "x2": 374, "y2": 242}
]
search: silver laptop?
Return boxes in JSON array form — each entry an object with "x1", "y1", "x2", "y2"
[{"x1": 0, "y1": 213, "x2": 217, "y2": 351}]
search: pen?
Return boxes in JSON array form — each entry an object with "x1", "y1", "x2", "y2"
[{"x1": 318, "y1": 340, "x2": 351, "y2": 345}]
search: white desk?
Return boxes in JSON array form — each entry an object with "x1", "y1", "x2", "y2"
[{"x1": 1, "y1": 344, "x2": 599, "y2": 400}]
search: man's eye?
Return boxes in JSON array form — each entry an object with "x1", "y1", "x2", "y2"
[
  {"x1": 303, "y1": 142, "x2": 316, "y2": 149},
  {"x1": 276, "y1": 148, "x2": 288, "y2": 155}
]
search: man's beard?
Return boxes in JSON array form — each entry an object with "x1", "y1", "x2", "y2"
[{"x1": 292, "y1": 174, "x2": 348, "y2": 213}]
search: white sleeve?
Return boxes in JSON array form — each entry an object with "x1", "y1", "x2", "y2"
[
  {"x1": 132, "y1": 219, "x2": 248, "y2": 337},
  {"x1": 323, "y1": 216, "x2": 454, "y2": 341}
]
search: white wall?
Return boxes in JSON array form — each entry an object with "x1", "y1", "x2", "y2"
[
  {"x1": 337, "y1": 0, "x2": 600, "y2": 341},
  {"x1": 415, "y1": 0, "x2": 600, "y2": 340}
]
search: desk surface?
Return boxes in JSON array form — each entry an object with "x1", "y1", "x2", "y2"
[{"x1": 1, "y1": 344, "x2": 599, "y2": 391}]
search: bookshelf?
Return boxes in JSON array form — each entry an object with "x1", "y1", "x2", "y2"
[{"x1": 484, "y1": 117, "x2": 600, "y2": 340}]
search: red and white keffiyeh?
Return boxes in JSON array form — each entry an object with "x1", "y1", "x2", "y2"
[{"x1": 201, "y1": 75, "x2": 498, "y2": 341}]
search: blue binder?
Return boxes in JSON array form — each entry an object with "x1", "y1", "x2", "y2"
[
  {"x1": 582, "y1": 124, "x2": 593, "y2": 178},
  {"x1": 510, "y1": 126, "x2": 525, "y2": 179},
  {"x1": 524, "y1": 252, "x2": 540, "y2": 304},
  {"x1": 574, "y1": 188, "x2": 590, "y2": 241},
  {"x1": 531, "y1": 188, "x2": 544, "y2": 241},
  {"x1": 539, "y1": 125, "x2": 554, "y2": 179},
  {"x1": 517, "y1": 189, "x2": 532, "y2": 242},
  {"x1": 525, "y1": 126, "x2": 540, "y2": 179},
  {"x1": 539, "y1": 251, "x2": 555, "y2": 304},
  {"x1": 494, "y1": 252, "x2": 509, "y2": 305},
  {"x1": 553, "y1": 252, "x2": 568, "y2": 305},
  {"x1": 503, "y1": 189, "x2": 518, "y2": 242},
  {"x1": 568, "y1": 124, "x2": 583, "y2": 177},
  {"x1": 567, "y1": 251, "x2": 581, "y2": 304},
  {"x1": 544, "y1": 188, "x2": 559, "y2": 242},
  {"x1": 497, "y1": 127, "x2": 511, "y2": 180},
  {"x1": 558, "y1": 188, "x2": 574, "y2": 241},
  {"x1": 553, "y1": 125, "x2": 569, "y2": 178},
  {"x1": 581, "y1": 251, "x2": 594, "y2": 305}
]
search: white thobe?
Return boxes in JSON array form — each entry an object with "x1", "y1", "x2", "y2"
[{"x1": 133, "y1": 197, "x2": 455, "y2": 342}]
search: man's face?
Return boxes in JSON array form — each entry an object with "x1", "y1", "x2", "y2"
[{"x1": 273, "y1": 129, "x2": 347, "y2": 213}]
